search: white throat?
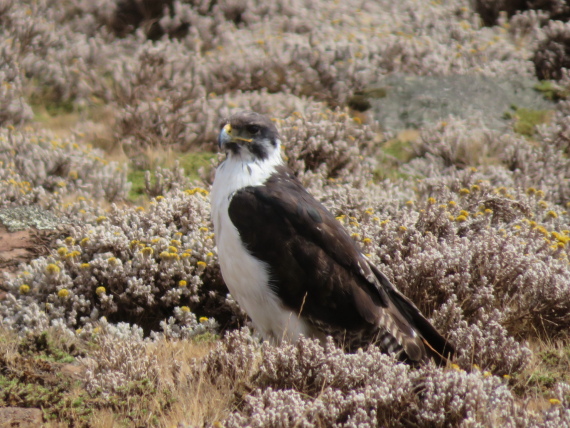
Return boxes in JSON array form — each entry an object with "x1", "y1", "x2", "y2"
[{"x1": 210, "y1": 142, "x2": 284, "y2": 217}]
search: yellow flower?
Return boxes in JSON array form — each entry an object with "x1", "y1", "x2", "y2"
[
  {"x1": 484, "y1": 209, "x2": 493, "y2": 215},
  {"x1": 181, "y1": 306, "x2": 190, "y2": 313},
  {"x1": 65, "y1": 251, "x2": 81, "y2": 259},
  {"x1": 46, "y1": 264, "x2": 60, "y2": 275},
  {"x1": 455, "y1": 215, "x2": 468, "y2": 222},
  {"x1": 156, "y1": 196, "x2": 165, "y2": 202},
  {"x1": 427, "y1": 197, "x2": 436, "y2": 204},
  {"x1": 459, "y1": 188, "x2": 470, "y2": 196},
  {"x1": 68, "y1": 171, "x2": 78, "y2": 180},
  {"x1": 80, "y1": 263, "x2": 90, "y2": 269},
  {"x1": 199, "y1": 316, "x2": 208, "y2": 323},
  {"x1": 549, "y1": 398, "x2": 561, "y2": 405},
  {"x1": 399, "y1": 226, "x2": 407, "y2": 232},
  {"x1": 65, "y1": 237, "x2": 75, "y2": 245},
  {"x1": 58, "y1": 289, "x2": 69, "y2": 298},
  {"x1": 19, "y1": 284, "x2": 30, "y2": 294},
  {"x1": 503, "y1": 374, "x2": 511, "y2": 380},
  {"x1": 199, "y1": 227, "x2": 209, "y2": 232},
  {"x1": 141, "y1": 247, "x2": 154, "y2": 256},
  {"x1": 185, "y1": 188, "x2": 209, "y2": 196},
  {"x1": 538, "y1": 200, "x2": 548, "y2": 209},
  {"x1": 206, "y1": 252, "x2": 214, "y2": 257},
  {"x1": 405, "y1": 200, "x2": 414, "y2": 206},
  {"x1": 181, "y1": 252, "x2": 192, "y2": 258},
  {"x1": 470, "y1": 184, "x2": 480, "y2": 192},
  {"x1": 96, "y1": 286, "x2": 106, "y2": 295},
  {"x1": 362, "y1": 238, "x2": 372, "y2": 244},
  {"x1": 526, "y1": 187, "x2": 537, "y2": 195},
  {"x1": 459, "y1": 210, "x2": 469, "y2": 217},
  {"x1": 170, "y1": 239, "x2": 181, "y2": 247},
  {"x1": 57, "y1": 247, "x2": 68, "y2": 256},
  {"x1": 483, "y1": 371, "x2": 491, "y2": 377},
  {"x1": 160, "y1": 251, "x2": 171, "y2": 260},
  {"x1": 351, "y1": 233, "x2": 360, "y2": 239},
  {"x1": 168, "y1": 246, "x2": 178, "y2": 253},
  {"x1": 448, "y1": 201, "x2": 457, "y2": 207},
  {"x1": 179, "y1": 280, "x2": 187, "y2": 287},
  {"x1": 96, "y1": 216, "x2": 107, "y2": 224},
  {"x1": 108, "y1": 257, "x2": 118, "y2": 266},
  {"x1": 546, "y1": 210, "x2": 558, "y2": 219},
  {"x1": 197, "y1": 261, "x2": 207, "y2": 268},
  {"x1": 80, "y1": 237, "x2": 89, "y2": 247}
]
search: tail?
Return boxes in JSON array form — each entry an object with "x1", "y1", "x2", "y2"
[{"x1": 369, "y1": 263, "x2": 454, "y2": 366}]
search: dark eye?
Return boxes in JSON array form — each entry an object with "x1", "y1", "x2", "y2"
[{"x1": 246, "y1": 125, "x2": 261, "y2": 135}]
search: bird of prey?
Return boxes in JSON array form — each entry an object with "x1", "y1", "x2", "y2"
[{"x1": 210, "y1": 111, "x2": 453, "y2": 364}]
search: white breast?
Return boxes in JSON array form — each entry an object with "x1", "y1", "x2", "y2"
[{"x1": 210, "y1": 150, "x2": 313, "y2": 343}]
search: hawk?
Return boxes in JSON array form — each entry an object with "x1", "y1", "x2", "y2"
[{"x1": 210, "y1": 111, "x2": 453, "y2": 364}]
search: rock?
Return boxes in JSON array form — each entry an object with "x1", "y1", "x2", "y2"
[
  {"x1": 357, "y1": 74, "x2": 556, "y2": 133},
  {"x1": 0, "y1": 407, "x2": 43, "y2": 427}
]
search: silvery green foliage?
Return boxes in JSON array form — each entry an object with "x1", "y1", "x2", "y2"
[
  {"x1": 0, "y1": 0, "x2": 540, "y2": 149},
  {"x1": 0, "y1": 129, "x2": 130, "y2": 207},
  {"x1": 210, "y1": 333, "x2": 561, "y2": 427},
  {"x1": 278, "y1": 108, "x2": 377, "y2": 190},
  {"x1": 0, "y1": 189, "x2": 226, "y2": 339},
  {"x1": 79, "y1": 322, "x2": 158, "y2": 396}
]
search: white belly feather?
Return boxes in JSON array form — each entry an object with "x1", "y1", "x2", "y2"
[{"x1": 210, "y1": 152, "x2": 313, "y2": 343}]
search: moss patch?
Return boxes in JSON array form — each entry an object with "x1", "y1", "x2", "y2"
[
  {"x1": 128, "y1": 151, "x2": 216, "y2": 202},
  {"x1": 534, "y1": 80, "x2": 569, "y2": 101},
  {"x1": 503, "y1": 106, "x2": 553, "y2": 137}
]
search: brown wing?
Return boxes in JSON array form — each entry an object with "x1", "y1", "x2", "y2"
[{"x1": 228, "y1": 166, "x2": 453, "y2": 363}]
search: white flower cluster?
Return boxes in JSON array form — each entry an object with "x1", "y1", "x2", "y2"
[
  {"x1": 0, "y1": 188, "x2": 226, "y2": 339},
  {"x1": 201, "y1": 333, "x2": 568, "y2": 427},
  {"x1": 0, "y1": 129, "x2": 130, "y2": 207}
]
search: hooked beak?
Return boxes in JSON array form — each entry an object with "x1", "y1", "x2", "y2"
[
  {"x1": 218, "y1": 123, "x2": 253, "y2": 149},
  {"x1": 218, "y1": 123, "x2": 232, "y2": 149}
]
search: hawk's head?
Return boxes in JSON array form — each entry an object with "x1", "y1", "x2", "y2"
[{"x1": 218, "y1": 111, "x2": 281, "y2": 161}]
